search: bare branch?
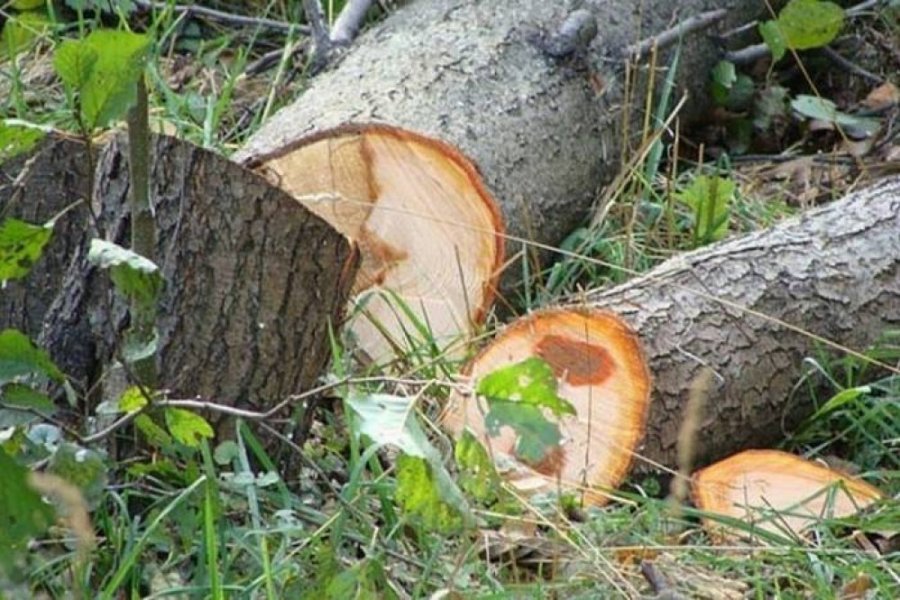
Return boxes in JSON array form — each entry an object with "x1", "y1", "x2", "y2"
[
  {"x1": 133, "y1": 1, "x2": 308, "y2": 35},
  {"x1": 331, "y1": 0, "x2": 375, "y2": 45}
]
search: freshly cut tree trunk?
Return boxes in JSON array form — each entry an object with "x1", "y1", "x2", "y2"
[
  {"x1": 235, "y1": 0, "x2": 767, "y2": 358},
  {"x1": 252, "y1": 124, "x2": 503, "y2": 362},
  {"x1": 692, "y1": 450, "x2": 884, "y2": 542},
  {"x1": 443, "y1": 308, "x2": 652, "y2": 507},
  {"x1": 7, "y1": 133, "x2": 358, "y2": 411},
  {"x1": 584, "y1": 177, "x2": 900, "y2": 472}
]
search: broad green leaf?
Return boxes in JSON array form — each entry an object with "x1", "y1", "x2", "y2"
[
  {"x1": 12, "y1": 0, "x2": 46, "y2": 8},
  {"x1": 53, "y1": 38, "x2": 99, "y2": 91},
  {"x1": 759, "y1": 20, "x2": 787, "y2": 62},
  {"x1": 791, "y1": 95, "x2": 881, "y2": 136},
  {"x1": 454, "y1": 430, "x2": 500, "y2": 504},
  {"x1": 778, "y1": 0, "x2": 844, "y2": 50},
  {"x1": 87, "y1": 239, "x2": 163, "y2": 309},
  {"x1": 0, "y1": 122, "x2": 45, "y2": 161},
  {"x1": 0, "y1": 448, "x2": 54, "y2": 575},
  {"x1": 213, "y1": 440, "x2": 238, "y2": 465},
  {"x1": 485, "y1": 401, "x2": 563, "y2": 465},
  {"x1": 47, "y1": 443, "x2": 107, "y2": 510},
  {"x1": 1, "y1": 383, "x2": 55, "y2": 414},
  {"x1": 117, "y1": 386, "x2": 149, "y2": 413},
  {"x1": 345, "y1": 390, "x2": 473, "y2": 526},
  {"x1": 122, "y1": 328, "x2": 159, "y2": 363},
  {"x1": 710, "y1": 60, "x2": 736, "y2": 105},
  {"x1": 0, "y1": 218, "x2": 53, "y2": 282},
  {"x1": 476, "y1": 357, "x2": 575, "y2": 417},
  {"x1": 676, "y1": 175, "x2": 736, "y2": 243},
  {"x1": 134, "y1": 414, "x2": 173, "y2": 448},
  {"x1": 0, "y1": 329, "x2": 64, "y2": 383},
  {"x1": 79, "y1": 30, "x2": 150, "y2": 129},
  {"x1": 395, "y1": 455, "x2": 462, "y2": 532},
  {"x1": 164, "y1": 408, "x2": 213, "y2": 447}
]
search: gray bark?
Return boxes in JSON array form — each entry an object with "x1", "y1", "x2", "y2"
[
  {"x1": 584, "y1": 177, "x2": 900, "y2": 471},
  {"x1": 235, "y1": 0, "x2": 769, "y2": 288}
]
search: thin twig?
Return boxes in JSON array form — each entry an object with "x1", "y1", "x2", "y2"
[
  {"x1": 331, "y1": 0, "x2": 375, "y2": 45},
  {"x1": 821, "y1": 46, "x2": 883, "y2": 83},
  {"x1": 133, "y1": 0, "x2": 309, "y2": 35},
  {"x1": 625, "y1": 9, "x2": 728, "y2": 62}
]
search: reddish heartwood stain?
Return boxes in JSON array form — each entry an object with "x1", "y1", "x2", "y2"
[
  {"x1": 520, "y1": 444, "x2": 566, "y2": 477},
  {"x1": 535, "y1": 334, "x2": 613, "y2": 386}
]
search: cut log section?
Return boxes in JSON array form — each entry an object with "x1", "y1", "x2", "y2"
[
  {"x1": 249, "y1": 124, "x2": 504, "y2": 362},
  {"x1": 442, "y1": 308, "x2": 651, "y2": 506},
  {"x1": 692, "y1": 450, "x2": 885, "y2": 542}
]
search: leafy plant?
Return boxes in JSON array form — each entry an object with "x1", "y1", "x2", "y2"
[
  {"x1": 760, "y1": 0, "x2": 845, "y2": 62},
  {"x1": 676, "y1": 174, "x2": 736, "y2": 246}
]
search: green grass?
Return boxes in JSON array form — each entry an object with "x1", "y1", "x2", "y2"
[{"x1": 2, "y1": 2, "x2": 898, "y2": 598}]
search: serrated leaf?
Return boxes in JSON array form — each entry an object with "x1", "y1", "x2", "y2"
[
  {"x1": 47, "y1": 443, "x2": 107, "y2": 510},
  {"x1": 395, "y1": 455, "x2": 462, "y2": 532},
  {"x1": 759, "y1": 20, "x2": 787, "y2": 62},
  {"x1": 476, "y1": 357, "x2": 575, "y2": 417},
  {"x1": 53, "y1": 38, "x2": 99, "y2": 91},
  {"x1": 0, "y1": 218, "x2": 53, "y2": 283},
  {"x1": 778, "y1": 0, "x2": 844, "y2": 50},
  {"x1": 0, "y1": 122, "x2": 45, "y2": 162},
  {"x1": 87, "y1": 239, "x2": 163, "y2": 308},
  {"x1": 117, "y1": 386, "x2": 148, "y2": 413},
  {"x1": 676, "y1": 175, "x2": 735, "y2": 243},
  {"x1": 79, "y1": 30, "x2": 150, "y2": 129},
  {"x1": 0, "y1": 329, "x2": 64, "y2": 383},
  {"x1": 164, "y1": 408, "x2": 213, "y2": 447},
  {"x1": 0, "y1": 447, "x2": 55, "y2": 575}
]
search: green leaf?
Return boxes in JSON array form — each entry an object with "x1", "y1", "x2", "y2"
[
  {"x1": 454, "y1": 430, "x2": 501, "y2": 504},
  {"x1": 676, "y1": 175, "x2": 736, "y2": 243},
  {"x1": 2, "y1": 10, "x2": 51, "y2": 58},
  {"x1": 345, "y1": 390, "x2": 473, "y2": 526},
  {"x1": 0, "y1": 329, "x2": 64, "y2": 383},
  {"x1": 485, "y1": 401, "x2": 563, "y2": 465},
  {"x1": 1, "y1": 383, "x2": 55, "y2": 414},
  {"x1": 0, "y1": 448, "x2": 55, "y2": 576},
  {"x1": 164, "y1": 408, "x2": 213, "y2": 447},
  {"x1": 791, "y1": 95, "x2": 881, "y2": 137},
  {"x1": 87, "y1": 239, "x2": 163, "y2": 309},
  {"x1": 476, "y1": 357, "x2": 575, "y2": 417},
  {"x1": 47, "y1": 443, "x2": 108, "y2": 510},
  {"x1": 395, "y1": 455, "x2": 462, "y2": 532},
  {"x1": 213, "y1": 440, "x2": 238, "y2": 465},
  {"x1": 710, "y1": 60, "x2": 736, "y2": 105},
  {"x1": 777, "y1": 0, "x2": 844, "y2": 50},
  {"x1": 53, "y1": 30, "x2": 150, "y2": 130},
  {"x1": 0, "y1": 122, "x2": 45, "y2": 162},
  {"x1": 759, "y1": 20, "x2": 787, "y2": 62},
  {"x1": 0, "y1": 218, "x2": 53, "y2": 283},
  {"x1": 134, "y1": 414, "x2": 173, "y2": 448},
  {"x1": 53, "y1": 38, "x2": 99, "y2": 91},
  {"x1": 117, "y1": 386, "x2": 149, "y2": 413}
]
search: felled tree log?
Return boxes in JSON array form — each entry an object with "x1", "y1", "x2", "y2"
[
  {"x1": 234, "y1": 0, "x2": 767, "y2": 358},
  {"x1": 583, "y1": 177, "x2": 900, "y2": 471},
  {"x1": 5, "y1": 133, "x2": 358, "y2": 410}
]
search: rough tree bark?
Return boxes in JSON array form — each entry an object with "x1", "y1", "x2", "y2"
[
  {"x1": 235, "y1": 0, "x2": 769, "y2": 286},
  {"x1": 3, "y1": 134, "x2": 358, "y2": 412},
  {"x1": 582, "y1": 177, "x2": 900, "y2": 471}
]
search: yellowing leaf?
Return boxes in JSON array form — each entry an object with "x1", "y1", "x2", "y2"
[{"x1": 164, "y1": 408, "x2": 213, "y2": 447}]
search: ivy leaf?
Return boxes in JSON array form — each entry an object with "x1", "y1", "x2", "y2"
[
  {"x1": 0, "y1": 218, "x2": 53, "y2": 283},
  {"x1": 0, "y1": 448, "x2": 55, "y2": 576},
  {"x1": 164, "y1": 408, "x2": 213, "y2": 447},
  {"x1": 395, "y1": 455, "x2": 463, "y2": 532},
  {"x1": 0, "y1": 329, "x2": 64, "y2": 384},
  {"x1": 87, "y1": 239, "x2": 163, "y2": 309},
  {"x1": 777, "y1": 0, "x2": 844, "y2": 50}
]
